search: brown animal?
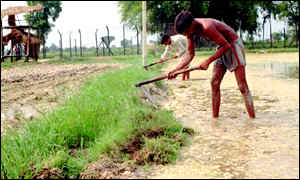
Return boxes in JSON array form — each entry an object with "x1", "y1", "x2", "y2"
[{"x1": 2, "y1": 28, "x2": 41, "y2": 61}]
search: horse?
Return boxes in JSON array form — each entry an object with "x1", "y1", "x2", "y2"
[{"x1": 2, "y1": 28, "x2": 41, "y2": 62}]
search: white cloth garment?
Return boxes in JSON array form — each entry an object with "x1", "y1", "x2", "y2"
[{"x1": 161, "y1": 34, "x2": 188, "y2": 60}]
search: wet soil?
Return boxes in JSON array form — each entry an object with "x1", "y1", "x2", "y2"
[
  {"x1": 1, "y1": 59, "x2": 127, "y2": 136},
  {"x1": 80, "y1": 156, "x2": 142, "y2": 179},
  {"x1": 145, "y1": 52, "x2": 299, "y2": 179}
]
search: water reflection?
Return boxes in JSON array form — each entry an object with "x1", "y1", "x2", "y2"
[{"x1": 263, "y1": 61, "x2": 299, "y2": 79}]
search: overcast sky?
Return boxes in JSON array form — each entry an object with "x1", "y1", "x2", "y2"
[
  {"x1": 2, "y1": 1, "x2": 287, "y2": 48},
  {"x1": 1, "y1": 1, "x2": 138, "y2": 48}
]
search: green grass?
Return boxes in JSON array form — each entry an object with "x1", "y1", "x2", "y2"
[
  {"x1": 1, "y1": 55, "x2": 190, "y2": 179},
  {"x1": 1, "y1": 60, "x2": 41, "y2": 69}
]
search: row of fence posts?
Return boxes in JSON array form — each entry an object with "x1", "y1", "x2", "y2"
[{"x1": 56, "y1": 24, "x2": 141, "y2": 58}]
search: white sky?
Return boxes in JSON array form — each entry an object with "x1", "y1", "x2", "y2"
[
  {"x1": 2, "y1": 1, "x2": 287, "y2": 48},
  {"x1": 1, "y1": 1, "x2": 141, "y2": 48}
]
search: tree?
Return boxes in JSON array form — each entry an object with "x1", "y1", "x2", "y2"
[
  {"x1": 257, "y1": 1, "x2": 280, "y2": 48},
  {"x1": 272, "y1": 32, "x2": 283, "y2": 43},
  {"x1": 25, "y1": 1, "x2": 62, "y2": 58},
  {"x1": 119, "y1": 1, "x2": 260, "y2": 37},
  {"x1": 48, "y1": 43, "x2": 58, "y2": 52},
  {"x1": 120, "y1": 39, "x2": 132, "y2": 47},
  {"x1": 118, "y1": 2, "x2": 142, "y2": 29},
  {"x1": 277, "y1": 1, "x2": 299, "y2": 47},
  {"x1": 101, "y1": 36, "x2": 115, "y2": 46}
]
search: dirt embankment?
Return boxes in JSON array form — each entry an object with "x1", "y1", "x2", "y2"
[
  {"x1": 145, "y1": 52, "x2": 299, "y2": 179},
  {"x1": 1, "y1": 61, "x2": 127, "y2": 136}
]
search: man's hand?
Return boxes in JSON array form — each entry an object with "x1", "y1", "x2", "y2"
[
  {"x1": 159, "y1": 58, "x2": 165, "y2": 63},
  {"x1": 168, "y1": 69, "x2": 178, "y2": 79},
  {"x1": 173, "y1": 55, "x2": 178, "y2": 59},
  {"x1": 197, "y1": 61, "x2": 210, "y2": 70}
]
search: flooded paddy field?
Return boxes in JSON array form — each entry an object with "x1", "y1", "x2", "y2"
[{"x1": 145, "y1": 52, "x2": 299, "y2": 179}]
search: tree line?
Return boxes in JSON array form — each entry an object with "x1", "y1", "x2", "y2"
[{"x1": 118, "y1": 1, "x2": 299, "y2": 47}]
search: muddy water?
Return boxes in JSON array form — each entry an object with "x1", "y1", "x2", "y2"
[{"x1": 147, "y1": 52, "x2": 299, "y2": 179}]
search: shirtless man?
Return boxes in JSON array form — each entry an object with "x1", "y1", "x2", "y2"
[
  {"x1": 160, "y1": 33, "x2": 190, "y2": 80},
  {"x1": 168, "y1": 11, "x2": 255, "y2": 119}
]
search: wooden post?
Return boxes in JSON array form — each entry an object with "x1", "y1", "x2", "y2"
[
  {"x1": 58, "y1": 30, "x2": 63, "y2": 58},
  {"x1": 78, "y1": 29, "x2": 82, "y2": 56},
  {"x1": 123, "y1": 24, "x2": 125, "y2": 55},
  {"x1": 135, "y1": 25, "x2": 139, "y2": 55},
  {"x1": 1, "y1": 20, "x2": 3, "y2": 61},
  {"x1": 69, "y1": 31, "x2": 72, "y2": 57},
  {"x1": 74, "y1": 39, "x2": 77, "y2": 56},
  {"x1": 95, "y1": 29, "x2": 98, "y2": 56},
  {"x1": 26, "y1": 26, "x2": 31, "y2": 62},
  {"x1": 142, "y1": 1, "x2": 147, "y2": 66},
  {"x1": 283, "y1": 28, "x2": 286, "y2": 48}
]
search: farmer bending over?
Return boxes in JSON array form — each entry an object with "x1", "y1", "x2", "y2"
[
  {"x1": 160, "y1": 34, "x2": 190, "y2": 80},
  {"x1": 168, "y1": 11, "x2": 255, "y2": 119}
]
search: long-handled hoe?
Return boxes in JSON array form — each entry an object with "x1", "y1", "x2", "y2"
[
  {"x1": 135, "y1": 66, "x2": 201, "y2": 106},
  {"x1": 136, "y1": 66, "x2": 200, "y2": 87},
  {"x1": 143, "y1": 57, "x2": 173, "y2": 71}
]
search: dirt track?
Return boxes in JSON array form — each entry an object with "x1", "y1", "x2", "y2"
[{"x1": 146, "y1": 52, "x2": 299, "y2": 179}]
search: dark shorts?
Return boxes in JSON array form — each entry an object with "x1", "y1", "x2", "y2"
[{"x1": 214, "y1": 38, "x2": 246, "y2": 72}]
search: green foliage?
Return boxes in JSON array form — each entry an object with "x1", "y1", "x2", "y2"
[
  {"x1": 142, "y1": 136, "x2": 180, "y2": 164},
  {"x1": 119, "y1": 1, "x2": 261, "y2": 35},
  {"x1": 120, "y1": 39, "x2": 133, "y2": 47},
  {"x1": 277, "y1": 1, "x2": 299, "y2": 26},
  {"x1": 25, "y1": 1, "x2": 62, "y2": 42},
  {"x1": 272, "y1": 32, "x2": 283, "y2": 41},
  {"x1": 118, "y1": 1, "x2": 142, "y2": 28},
  {"x1": 101, "y1": 36, "x2": 115, "y2": 46}
]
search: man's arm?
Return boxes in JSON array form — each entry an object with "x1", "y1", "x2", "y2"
[
  {"x1": 160, "y1": 45, "x2": 171, "y2": 61},
  {"x1": 198, "y1": 28, "x2": 231, "y2": 70}
]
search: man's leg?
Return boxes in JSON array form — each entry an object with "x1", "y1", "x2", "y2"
[
  {"x1": 234, "y1": 66, "x2": 255, "y2": 118},
  {"x1": 182, "y1": 72, "x2": 186, "y2": 80},
  {"x1": 182, "y1": 66, "x2": 189, "y2": 80},
  {"x1": 211, "y1": 65, "x2": 227, "y2": 118}
]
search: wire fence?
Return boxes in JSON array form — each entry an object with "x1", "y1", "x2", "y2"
[{"x1": 2, "y1": 20, "x2": 298, "y2": 61}]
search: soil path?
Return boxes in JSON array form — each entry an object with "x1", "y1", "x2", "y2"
[{"x1": 146, "y1": 52, "x2": 299, "y2": 179}]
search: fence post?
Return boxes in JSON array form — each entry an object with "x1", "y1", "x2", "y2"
[
  {"x1": 269, "y1": 15, "x2": 273, "y2": 48},
  {"x1": 102, "y1": 42, "x2": 105, "y2": 56},
  {"x1": 135, "y1": 25, "x2": 139, "y2": 55},
  {"x1": 105, "y1": 25, "x2": 113, "y2": 56},
  {"x1": 142, "y1": 1, "x2": 147, "y2": 66},
  {"x1": 123, "y1": 24, "x2": 125, "y2": 55},
  {"x1": 74, "y1": 39, "x2": 77, "y2": 56},
  {"x1": 78, "y1": 29, "x2": 82, "y2": 56},
  {"x1": 283, "y1": 28, "x2": 286, "y2": 48},
  {"x1": 95, "y1": 29, "x2": 99, "y2": 56},
  {"x1": 69, "y1": 31, "x2": 72, "y2": 57},
  {"x1": 58, "y1": 30, "x2": 63, "y2": 58}
]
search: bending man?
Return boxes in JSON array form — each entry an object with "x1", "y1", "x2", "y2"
[
  {"x1": 168, "y1": 11, "x2": 255, "y2": 119},
  {"x1": 160, "y1": 33, "x2": 190, "y2": 80}
]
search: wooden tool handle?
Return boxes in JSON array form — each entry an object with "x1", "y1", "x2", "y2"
[{"x1": 135, "y1": 66, "x2": 200, "y2": 87}]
